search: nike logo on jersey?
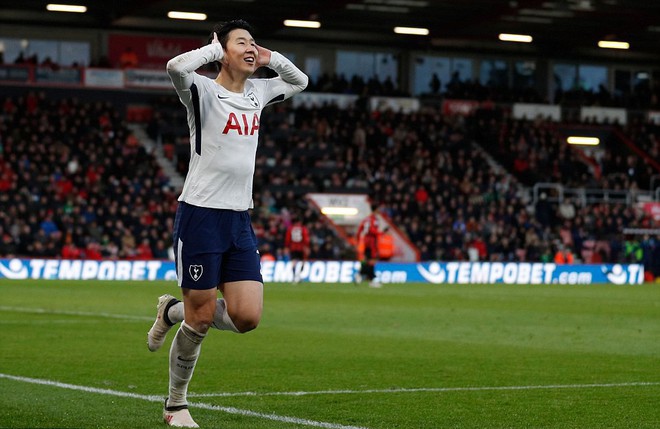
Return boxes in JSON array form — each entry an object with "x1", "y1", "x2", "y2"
[{"x1": 217, "y1": 94, "x2": 229, "y2": 100}]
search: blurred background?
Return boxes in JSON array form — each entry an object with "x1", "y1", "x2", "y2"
[{"x1": 0, "y1": 0, "x2": 659, "y2": 280}]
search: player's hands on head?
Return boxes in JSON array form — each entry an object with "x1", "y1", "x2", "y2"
[
  {"x1": 209, "y1": 32, "x2": 224, "y2": 64},
  {"x1": 255, "y1": 44, "x2": 271, "y2": 66}
]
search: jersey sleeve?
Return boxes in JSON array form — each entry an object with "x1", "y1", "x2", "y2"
[
  {"x1": 166, "y1": 44, "x2": 224, "y2": 102},
  {"x1": 261, "y1": 51, "x2": 309, "y2": 106}
]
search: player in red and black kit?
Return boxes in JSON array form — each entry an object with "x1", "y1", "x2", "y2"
[
  {"x1": 284, "y1": 217, "x2": 310, "y2": 283},
  {"x1": 356, "y1": 205, "x2": 383, "y2": 287}
]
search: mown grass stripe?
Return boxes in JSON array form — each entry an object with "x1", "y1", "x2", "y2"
[
  {"x1": 188, "y1": 381, "x2": 660, "y2": 397},
  {"x1": 0, "y1": 373, "x2": 371, "y2": 429},
  {"x1": 0, "y1": 305, "x2": 152, "y2": 321}
]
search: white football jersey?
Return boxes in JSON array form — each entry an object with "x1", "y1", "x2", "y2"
[{"x1": 167, "y1": 44, "x2": 307, "y2": 210}]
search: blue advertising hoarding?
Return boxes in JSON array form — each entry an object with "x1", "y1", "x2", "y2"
[{"x1": 0, "y1": 258, "x2": 645, "y2": 285}]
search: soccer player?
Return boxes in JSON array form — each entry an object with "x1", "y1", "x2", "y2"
[
  {"x1": 356, "y1": 203, "x2": 384, "y2": 288},
  {"x1": 147, "y1": 20, "x2": 307, "y2": 428},
  {"x1": 284, "y1": 215, "x2": 310, "y2": 283}
]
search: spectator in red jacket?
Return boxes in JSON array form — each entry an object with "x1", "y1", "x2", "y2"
[
  {"x1": 356, "y1": 203, "x2": 384, "y2": 287},
  {"x1": 284, "y1": 216, "x2": 310, "y2": 283}
]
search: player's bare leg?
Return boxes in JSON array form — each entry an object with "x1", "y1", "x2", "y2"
[
  {"x1": 218, "y1": 280, "x2": 263, "y2": 333},
  {"x1": 165, "y1": 288, "x2": 215, "y2": 427},
  {"x1": 164, "y1": 282, "x2": 262, "y2": 427}
]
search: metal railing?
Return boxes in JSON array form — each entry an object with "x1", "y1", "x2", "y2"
[
  {"x1": 651, "y1": 175, "x2": 660, "y2": 201},
  {"x1": 531, "y1": 183, "x2": 657, "y2": 206}
]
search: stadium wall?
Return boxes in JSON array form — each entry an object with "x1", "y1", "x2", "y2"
[{"x1": 0, "y1": 258, "x2": 644, "y2": 285}]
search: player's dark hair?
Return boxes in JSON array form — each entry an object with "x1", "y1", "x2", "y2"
[
  {"x1": 208, "y1": 19, "x2": 255, "y2": 48},
  {"x1": 207, "y1": 19, "x2": 255, "y2": 71}
]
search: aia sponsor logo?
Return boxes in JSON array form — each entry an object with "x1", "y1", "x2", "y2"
[{"x1": 222, "y1": 112, "x2": 260, "y2": 135}]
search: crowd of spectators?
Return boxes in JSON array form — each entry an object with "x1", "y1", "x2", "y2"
[
  {"x1": 423, "y1": 71, "x2": 660, "y2": 110},
  {"x1": 147, "y1": 93, "x2": 658, "y2": 275},
  {"x1": 470, "y1": 112, "x2": 658, "y2": 192},
  {"x1": 5, "y1": 46, "x2": 660, "y2": 110},
  {"x1": 424, "y1": 72, "x2": 546, "y2": 105},
  {"x1": 622, "y1": 117, "x2": 660, "y2": 172},
  {"x1": 306, "y1": 73, "x2": 405, "y2": 97},
  {"x1": 554, "y1": 81, "x2": 660, "y2": 110},
  {"x1": 0, "y1": 91, "x2": 177, "y2": 261},
  {"x1": 1, "y1": 89, "x2": 659, "y2": 278}
]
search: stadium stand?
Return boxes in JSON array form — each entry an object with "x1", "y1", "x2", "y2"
[
  {"x1": 144, "y1": 93, "x2": 658, "y2": 274},
  {"x1": 1, "y1": 80, "x2": 658, "y2": 277},
  {"x1": 471, "y1": 113, "x2": 658, "y2": 192},
  {"x1": 0, "y1": 91, "x2": 177, "y2": 261}
]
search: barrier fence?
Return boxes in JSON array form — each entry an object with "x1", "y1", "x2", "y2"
[{"x1": 0, "y1": 258, "x2": 645, "y2": 285}]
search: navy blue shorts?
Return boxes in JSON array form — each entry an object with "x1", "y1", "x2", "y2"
[{"x1": 173, "y1": 202, "x2": 263, "y2": 290}]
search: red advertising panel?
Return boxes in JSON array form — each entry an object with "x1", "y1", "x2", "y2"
[
  {"x1": 442, "y1": 99, "x2": 494, "y2": 116},
  {"x1": 108, "y1": 34, "x2": 203, "y2": 70},
  {"x1": 442, "y1": 99, "x2": 480, "y2": 116},
  {"x1": 639, "y1": 202, "x2": 660, "y2": 221}
]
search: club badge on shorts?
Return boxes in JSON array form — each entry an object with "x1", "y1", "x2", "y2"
[{"x1": 189, "y1": 265, "x2": 204, "y2": 281}]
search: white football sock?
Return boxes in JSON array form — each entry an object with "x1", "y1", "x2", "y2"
[
  {"x1": 166, "y1": 301, "x2": 184, "y2": 325},
  {"x1": 211, "y1": 298, "x2": 239, "y2": 332},
  {"x1": 168, "y1": 321, "x2": 205, "y2": 407}
]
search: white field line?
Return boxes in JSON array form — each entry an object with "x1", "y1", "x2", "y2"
[
  {"x1": 0, "y1": 373, "x2": 370, "y2": 429},
  {"x1": 0, "y1": 305, "x2": 152, "y2": 321},
  {"x1": 188, "y1": 381, "x2": 660, "y2": 398},
  {"x1": 3, "y1": 306, "x2": 660, "y2": 422}
]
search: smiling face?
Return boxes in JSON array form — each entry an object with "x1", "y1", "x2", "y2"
[{"x1": 221, "y1": 28, "x2": 258, "y2": 77}]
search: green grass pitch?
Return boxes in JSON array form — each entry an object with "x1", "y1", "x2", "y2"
[{"x1": 1, "y1": 278, "x2": 659, "y2": 428}]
